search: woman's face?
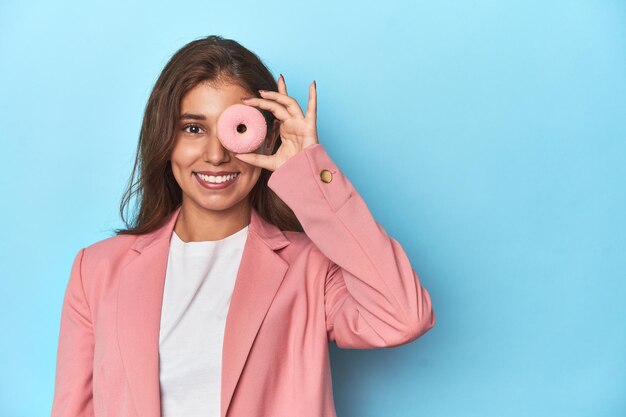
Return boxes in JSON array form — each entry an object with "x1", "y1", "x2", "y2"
[{"x1": 170, "y1": 81, "x2": 275, "y2": 215}]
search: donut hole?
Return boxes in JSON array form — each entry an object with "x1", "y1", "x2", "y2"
[{"x1": 236, "y1": 123, "x2": 247, "y2": 134}]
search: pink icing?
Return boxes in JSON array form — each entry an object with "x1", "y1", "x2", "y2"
[{"x1": 216, "y1": 103, "x2": 267, "y2": 153}]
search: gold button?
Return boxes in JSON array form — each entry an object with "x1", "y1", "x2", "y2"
[{"x1": 320, "y1": 169, "x2": 333, "y2": 183}]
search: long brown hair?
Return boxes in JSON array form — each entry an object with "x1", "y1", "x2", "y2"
[{"x1": 113, "y1": 35, "x2": 303, "y2": 236}]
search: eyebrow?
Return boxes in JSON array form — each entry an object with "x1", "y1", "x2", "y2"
[{"x1": 180, "y1": 113, "x2": 207, "y2": 121}]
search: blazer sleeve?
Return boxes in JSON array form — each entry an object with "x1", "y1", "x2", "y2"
[
  {"x1": 50, "y1": 247, "x2": 95, "y2": 417},
  {"x1": 267, "y1": 143, "x2": 436, "y2": 349}
]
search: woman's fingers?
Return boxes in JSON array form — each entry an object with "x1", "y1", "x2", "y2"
[
  {"x1": 278, "y1": 74, "x2": 288, "y2": 95},
  {"x1": 234, "y1": 150, "x2": 278, "y2": 172},
  {"x1": 241, "y1": 95, "x2": 292, "y2": 121},
  {"x1": 258, "y1": 90, "x2": 305, "y2": 119},
  {"x1": 305, "y1": 81, "x2": 317, "y2": 125},
  {"x1": 236, "y1": 76, "x2": 319, "y2": 170}
]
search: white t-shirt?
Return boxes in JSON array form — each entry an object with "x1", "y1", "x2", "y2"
[{"x1": 158, "y1": 224, "x2": 249, "y2": 417}]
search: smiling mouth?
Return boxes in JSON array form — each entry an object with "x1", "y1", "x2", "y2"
[{"x1": 194, "y1": 172, "x2": 241, "y2": 184}]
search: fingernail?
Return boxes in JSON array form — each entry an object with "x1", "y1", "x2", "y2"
[
  {"x1": 279, "y1": 73, "x2": 284, "y2": 81},
  {"x1": 241, "y1": 97, "x2": 252, "y2": 101},
  {"x1": 313, "y1": 80, "x2": 316, "y2": 88}
]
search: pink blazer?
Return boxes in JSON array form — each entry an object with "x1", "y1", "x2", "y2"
[{"x1": 51, "y1": 143, "x2": 435, "y2": 417}]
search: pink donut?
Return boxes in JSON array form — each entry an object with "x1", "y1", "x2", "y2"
[{"x1": 216, "y1": 103, "x2": 267, "y2": 153}]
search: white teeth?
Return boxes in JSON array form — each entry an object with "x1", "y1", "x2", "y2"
[{"x1": 196, "y1": 172, "x2": 239, "y2": 184}]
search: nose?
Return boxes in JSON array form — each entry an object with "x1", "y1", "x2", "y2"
[{"x1": 202, "y1": 133, "x2": 231, "y2": 165}]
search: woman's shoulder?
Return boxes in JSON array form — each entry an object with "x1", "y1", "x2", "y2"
[{"x1": 80, "y1": 233, "x2": 139, "y2": 264}]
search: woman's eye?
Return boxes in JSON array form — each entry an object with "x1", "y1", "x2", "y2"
[{"x1": 182, "y1": 124, "x2": 203, "y2": 134}]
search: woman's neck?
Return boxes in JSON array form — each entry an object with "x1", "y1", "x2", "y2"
[{"x1": 173, "y1": 202, "x2": 251, "y2": 242}]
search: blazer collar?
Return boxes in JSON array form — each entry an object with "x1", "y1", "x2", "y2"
[{"x1": 117, "y1": 205, "x2": 291, "y2": 417}]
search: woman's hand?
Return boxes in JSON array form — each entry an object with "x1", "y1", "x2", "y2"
[{"x1": 234, "y1": 75, "x2": 318, "y2": 172}]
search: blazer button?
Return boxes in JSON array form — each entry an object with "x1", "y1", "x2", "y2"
[{"x1": 320, "y1": 169, "x2": 333, "y2": 183}]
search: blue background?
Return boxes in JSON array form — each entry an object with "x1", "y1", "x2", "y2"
[{"x1": 1, "y1": 1, "x2": 624, "y2": 416}]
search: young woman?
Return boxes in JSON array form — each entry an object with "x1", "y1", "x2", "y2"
[{"x1": 51, "y1": 35, "x2": 436, "y2": 417}]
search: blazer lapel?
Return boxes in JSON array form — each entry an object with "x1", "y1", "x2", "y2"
[{"x1": 116, "y1": 205, "x2": 291, "y2": 417}]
